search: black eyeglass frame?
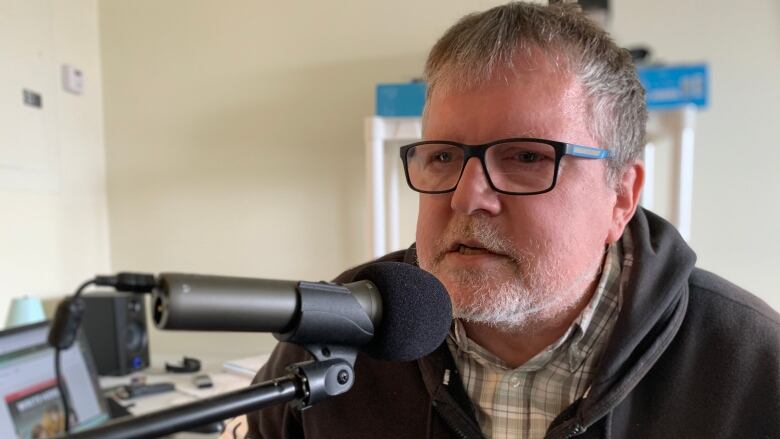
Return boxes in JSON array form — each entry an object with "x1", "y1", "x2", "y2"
[{"x1": 399, "y1": 137, "x2": 611, "y2": 196}]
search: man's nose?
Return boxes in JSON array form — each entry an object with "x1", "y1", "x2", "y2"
[{"x1": 450, "y1": 158, "x2": 501, "y2": 215}]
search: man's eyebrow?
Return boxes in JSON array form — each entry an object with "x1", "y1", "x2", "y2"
[
  {"x1": 424, "y1": 130, "x2": 542, "y2": 142},
  {"x1": 478, "y1": 132, "x2": 544, "y2": 142},
  {"x1": 492, "y1": 130, "x2": 538, "y2": 140}
]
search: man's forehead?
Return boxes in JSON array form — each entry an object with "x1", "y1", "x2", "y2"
[
  {"x1": 422, "y1": 62, "x2": 586, "y2": 142},
  {"x1": 428, "y1": 45, "x2": 572, "y2": 96}
]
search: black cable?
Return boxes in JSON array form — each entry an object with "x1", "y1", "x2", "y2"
[
  {"x1": 53, "y1": 278, "x2": 96, "y2": 434},
  {"x1": 49, "y1": 272, "x2": 156, "y2": 434},
  {"x1": 54, "y1": 346, "x2": 69, "y2": 432}
]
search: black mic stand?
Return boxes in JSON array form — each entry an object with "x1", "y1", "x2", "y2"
[{"x1": 59, "y1": 345, "x2": 358, "y2": 439}]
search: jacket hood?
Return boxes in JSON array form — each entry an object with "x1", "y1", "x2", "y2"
[{"x1": 578, "y1": 208, "x2": 697, "y2": 424}]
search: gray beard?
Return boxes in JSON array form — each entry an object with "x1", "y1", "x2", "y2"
[
  {"x1": 439, "y1": 261, "x2": 600, "y2": 333},
  {"x1": 418, "y1": 216, "x2": 603, "y2": 332}
]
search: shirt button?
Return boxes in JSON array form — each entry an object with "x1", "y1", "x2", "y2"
[{"x1": 509, "y1": 374, "x2": 521, "y2": 388}]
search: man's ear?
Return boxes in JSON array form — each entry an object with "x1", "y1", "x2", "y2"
[{"x1": 606, "y1": 161, "x2": 644, "y2": 244}]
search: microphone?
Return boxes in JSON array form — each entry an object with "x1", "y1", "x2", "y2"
[{"x1": 152, "y1": 262, "x2": 452, "y2": 362}]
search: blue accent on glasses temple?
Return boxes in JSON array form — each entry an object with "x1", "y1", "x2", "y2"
[{"x1": 565, "y1": 144, "x2": 611, "y2": 159}]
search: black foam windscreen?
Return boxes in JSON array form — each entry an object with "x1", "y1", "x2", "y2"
[{"x1": 353, "y1": 262, "x2": 452, "y2": 362}]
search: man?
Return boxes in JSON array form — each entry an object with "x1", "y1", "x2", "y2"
[{"x1": 242, "y1": 3, "x2": 780, "y2": 438}]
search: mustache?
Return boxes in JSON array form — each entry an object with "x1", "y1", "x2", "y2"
[{"x1": 430, "y1": 216, "x2": 525, "y2": 264}]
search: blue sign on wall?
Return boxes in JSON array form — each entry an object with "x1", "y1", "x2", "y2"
[
  {"x1": 375, "y1": 82, "x2": 426, "y2": 117},
  {"x1": 638, "y1": 64, "x2": 708, "y2": 110}
]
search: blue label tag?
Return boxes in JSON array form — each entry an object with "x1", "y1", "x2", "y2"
[
  {"x1": 638, "y1": 64, "x2": 708, "y2": 110},
  {"x1": 376, "y1": 83, "x2": 426, "y2": 117}
]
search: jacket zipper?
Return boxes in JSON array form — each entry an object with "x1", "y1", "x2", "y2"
[
  {"x1": 565, "y1": 424, "x2": 586, "y2": 438},
  {"x1": 446, "y1": 422, "x2": 470, "y2": 439},
  {"x1": 431, "y1": 400, "x2": 473, "y2": 439}
]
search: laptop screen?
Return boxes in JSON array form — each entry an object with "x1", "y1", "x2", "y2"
[{"x1": 0, "y1": 321, "x2": 110, "y2": 438}]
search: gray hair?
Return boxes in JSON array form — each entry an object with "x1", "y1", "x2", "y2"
[{"x1": 423, "y1": 2, "x2": 647, "y2": 186}]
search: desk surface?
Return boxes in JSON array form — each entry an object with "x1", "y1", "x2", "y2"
[{"x1": 99, "y1": 354, "x2": 266, "y2": 438}]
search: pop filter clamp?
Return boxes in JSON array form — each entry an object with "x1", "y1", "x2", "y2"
[{"x1": 273, "y1": 280, "x2": 375, "y2": 408}]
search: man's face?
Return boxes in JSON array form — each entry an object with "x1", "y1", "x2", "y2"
[{"x1": 416, "y1": 56, "x2": 623, "y2": 331}]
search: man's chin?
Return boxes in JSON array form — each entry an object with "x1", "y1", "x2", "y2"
[
  {"x1": 437, "y1": 275, "x2": 491, "y2": 300},
  {"x1": 430, "y1": 256, "x2": 515, "y2": 281},
  {"x1": 446, "y1": 279, "x2": 520, "y2": 315},
  {"x1": 444, "y1": 276, "x2": 551, "y2": 333}
]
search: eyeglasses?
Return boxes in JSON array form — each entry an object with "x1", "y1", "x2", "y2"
[{"x1": 399, "y1": 138, "x2": 610, "y2": 195}]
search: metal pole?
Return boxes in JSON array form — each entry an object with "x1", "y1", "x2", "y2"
[{"x1": 60, "y1": 375, "x2": 302, "y2": 439}]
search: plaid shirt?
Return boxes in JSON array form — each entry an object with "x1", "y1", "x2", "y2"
[{"x1": 447, "y1": 235, "x2": 633, "y2": 439}]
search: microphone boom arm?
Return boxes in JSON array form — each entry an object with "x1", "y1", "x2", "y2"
[{"x1": 59, "y1": 351, "x2": 358, "y2": 439}]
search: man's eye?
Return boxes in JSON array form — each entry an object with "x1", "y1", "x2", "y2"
[
  {"x1": 432, "y1": 152, "x2": 453, "y2": 162},
  {"x1": 515, "y1": 151, "x2": 542, "y2": 162}
]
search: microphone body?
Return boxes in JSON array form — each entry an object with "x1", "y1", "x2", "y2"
[
  {"x1": 152, "y1": 262, "x2": 452, "y2": 362},
  {"x1": 153, "y1": 274, "x2": 380, "y2": 334}
]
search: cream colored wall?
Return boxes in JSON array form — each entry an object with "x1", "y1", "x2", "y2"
[
  {"x1": 99, "y1": 0, "x2": 509, "y2": 358},
  {"x1": 99, "y1": 0, "x2": 779, "y2": 358},
  {"x1": 611, "y1": 0, "x2": 780, "y2": 309},
  {"x1": 0, "y1": 0, "x2": 110, "y2": 325}
]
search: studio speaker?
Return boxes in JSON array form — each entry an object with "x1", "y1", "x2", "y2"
[{"x1": 81, "y1": 292, "x2": 150, "y2": 376}]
